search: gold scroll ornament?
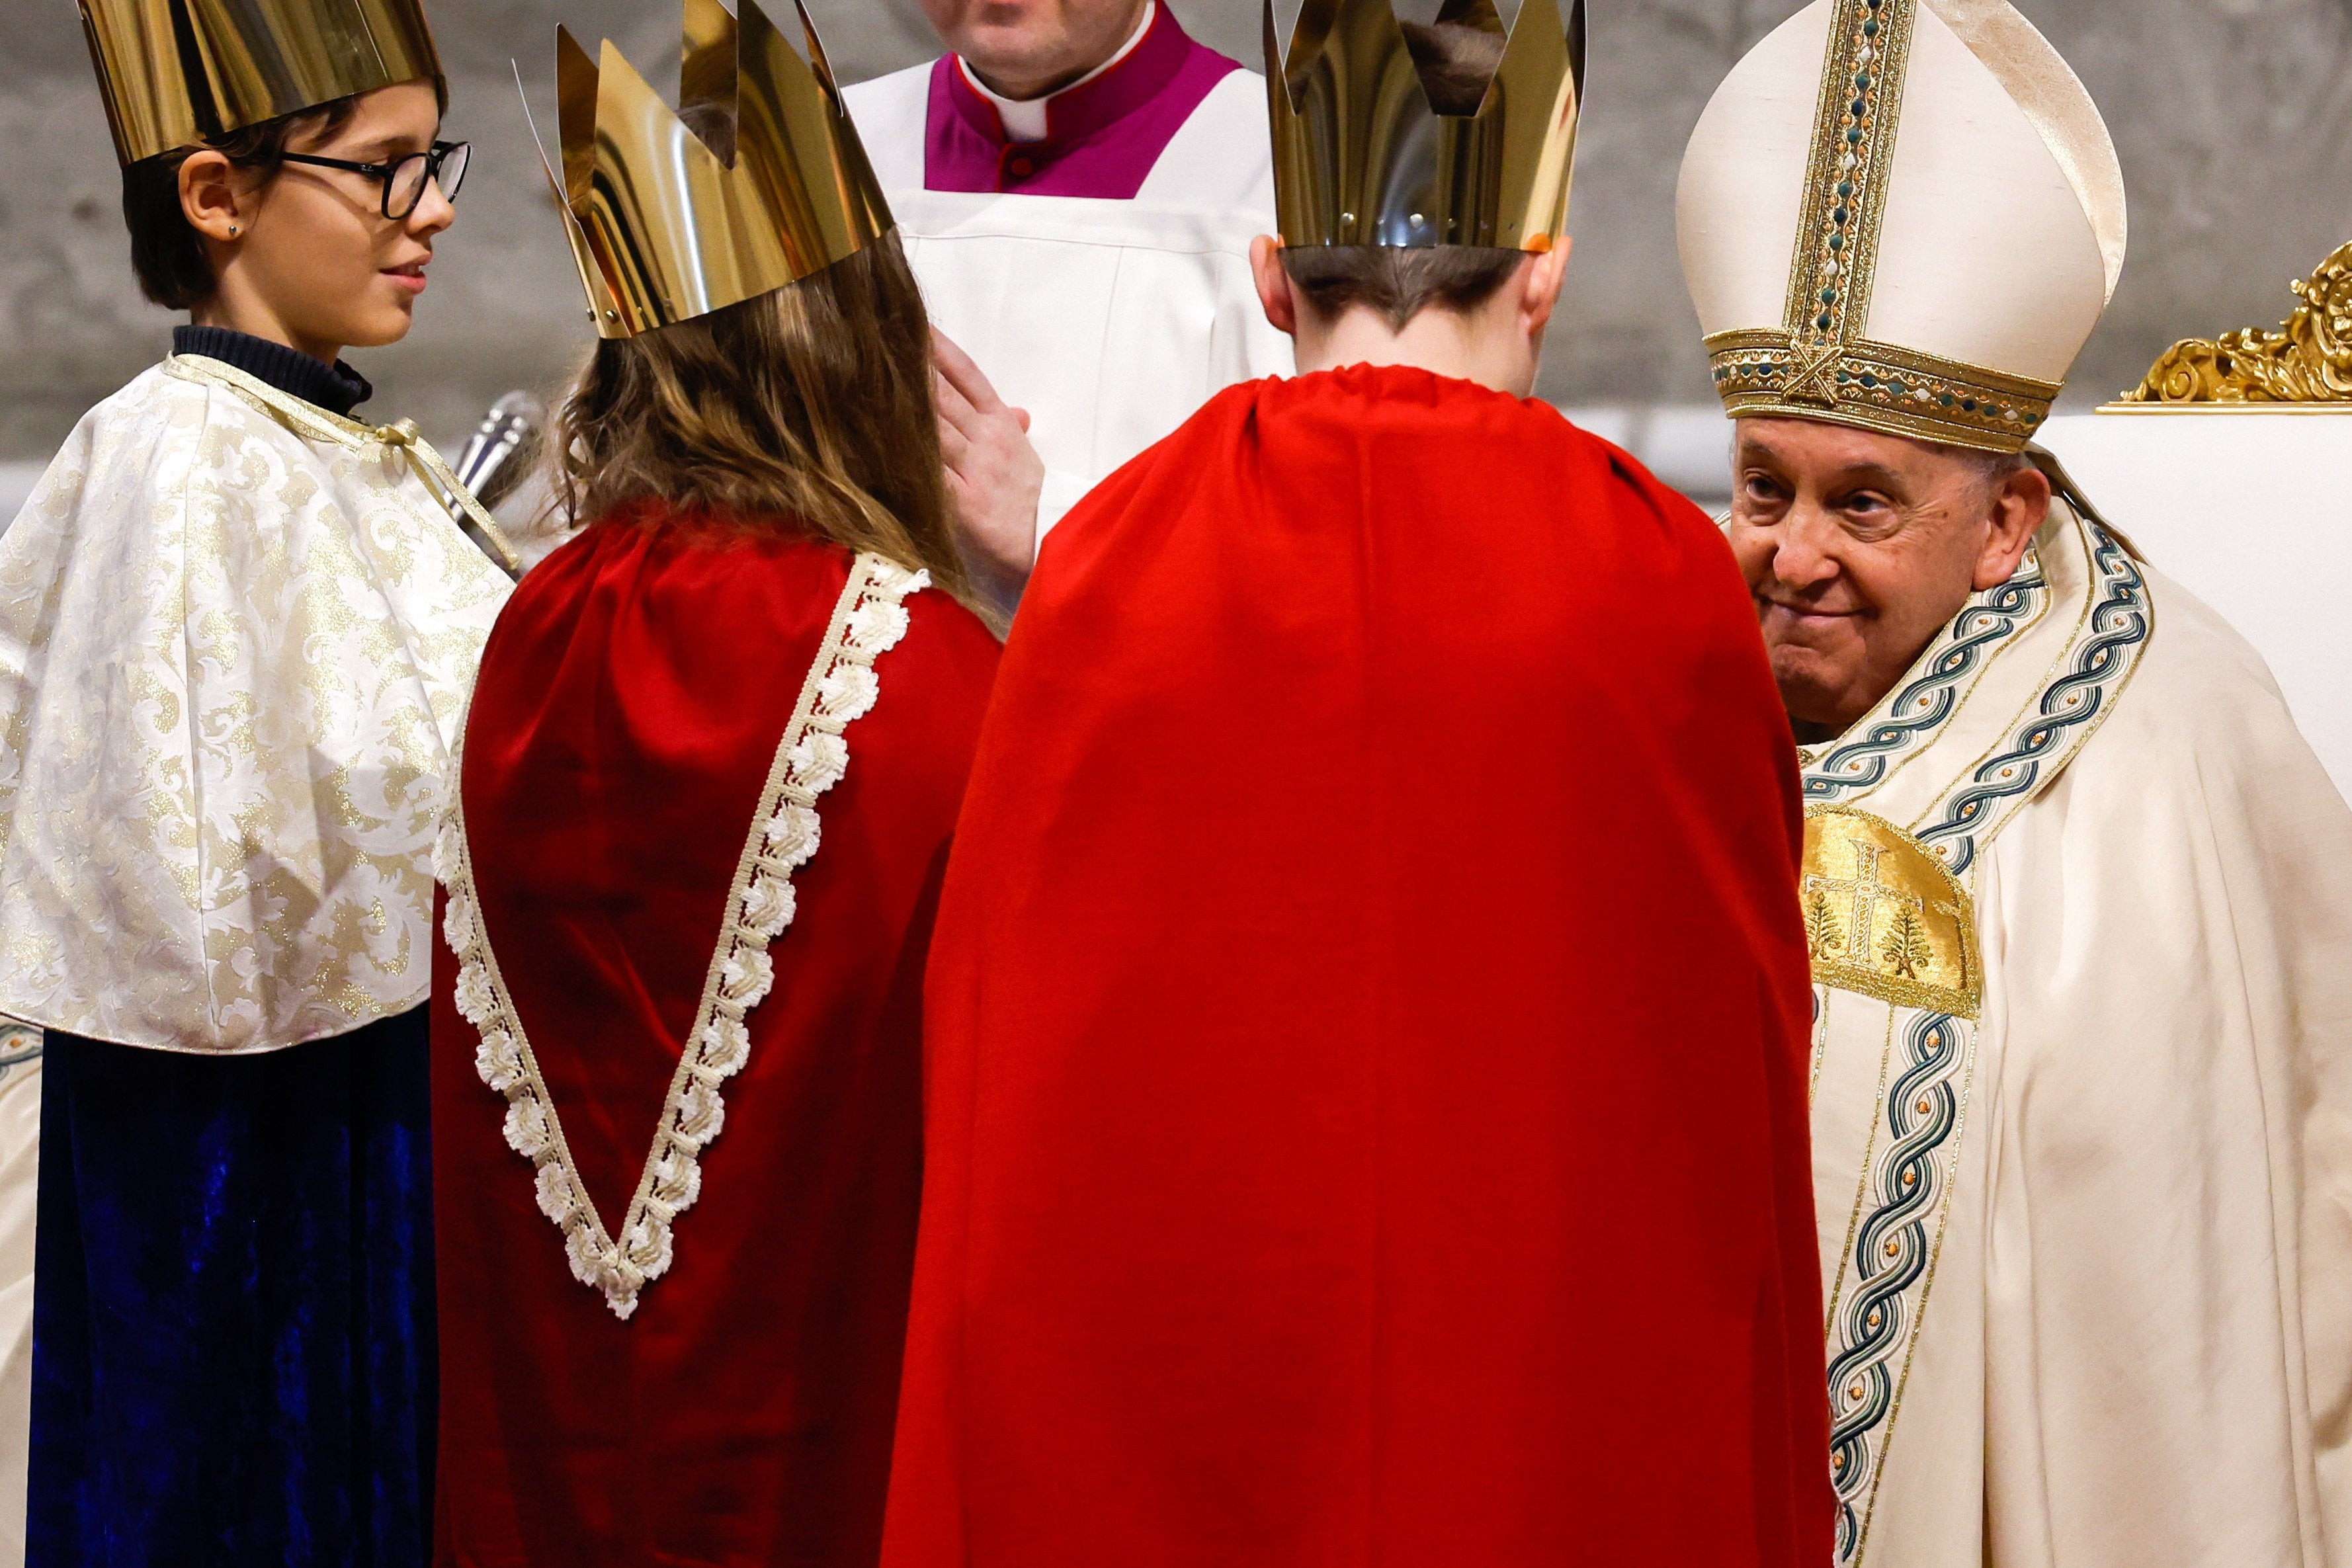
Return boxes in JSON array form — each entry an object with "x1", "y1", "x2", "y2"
[{"x1": 2117, "y1": 239, "x2": 2352, "y2": 405}]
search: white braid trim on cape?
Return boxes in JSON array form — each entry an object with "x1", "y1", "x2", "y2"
[{"x1": 437, "y1": 553, "x2": 928, "y2": 1319}]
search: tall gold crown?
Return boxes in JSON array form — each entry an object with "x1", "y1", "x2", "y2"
[
  {"x1": 540, "y1": 0, "x2": 891, "y2": 341},
  {"x1": 1266, "y1": 0, "x2": 1585, "y2": 251},
  {"x1": 79, "y1": 0, "x2": 441, "y2": 167}
]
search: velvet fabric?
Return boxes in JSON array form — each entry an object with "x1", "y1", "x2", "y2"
[
  {"x1": 28, "y1": 1012, "x2": 437, "y2": 1567},
  {"x1": 431, "y1": 517, "x2": 999, "y2": 1567},
  {"x1": 882, "y1": 366, "x2": 1836, "y2": 1567},
  {"x1": 922, "y1": 3, "x2": 1238, "y2": 197}
]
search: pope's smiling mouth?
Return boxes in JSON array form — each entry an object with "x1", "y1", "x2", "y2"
[{"x1": 1759, "y1": 598, "x2": 1867, "y2": 629}]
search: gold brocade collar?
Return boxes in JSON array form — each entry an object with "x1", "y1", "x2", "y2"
[{"x1": 165, "y1": 354, "x2": 523, "y2": 577}]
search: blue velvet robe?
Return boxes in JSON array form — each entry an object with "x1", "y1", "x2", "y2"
[{"x1": 28, "y1": 1011, "x2": 435, "y2": 1565}]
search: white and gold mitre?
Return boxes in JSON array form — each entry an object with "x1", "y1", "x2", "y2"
[
  {"x1": 1265, "y1": 0, "x2": 1585, "y2": 252},
  {"x1": 1677, "y1": 0, "x2": 2126, "y2": 452},
  {"x1": 541, "y1": 0, "x2": 891, "y2": 341},
  {"x1": 79, "y1": 0, "x2": 442, "y2": 167}
]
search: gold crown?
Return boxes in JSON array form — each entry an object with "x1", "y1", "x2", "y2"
[
  {"x1": 538, "y1": 0, "x2": 891, "y2": 341},
  {"x1": 1265, "y1": 0, "x2": 1585, "y2": 252},
  {"x1": 79, "y1": 0, "x2": 440, "y2": 167}
]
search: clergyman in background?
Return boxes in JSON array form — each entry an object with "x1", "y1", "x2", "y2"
[
  {"x1": 845, "y1": 0, "x2": 1290, "y2": 610},
  {"x1": 1678, "y1": 3, "x2": 2352, "y2": 1563}
]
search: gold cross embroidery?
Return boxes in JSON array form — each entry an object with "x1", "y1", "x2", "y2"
[{"x1": 1803, "y1": 841, "x2": 1927, "y2": 971}]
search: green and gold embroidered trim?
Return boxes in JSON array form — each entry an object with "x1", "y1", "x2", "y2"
[
  {"x1": 1708, "y1": 329, "x2": 2062, "y2": 452},
  {"x1": 1781, "y1": 0, "x2": 1916, "y2": 359}
]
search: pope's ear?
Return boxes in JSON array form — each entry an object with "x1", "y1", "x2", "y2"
[
  {"x1": 1975, "y1": 463, "x2": 2050, "y2": 591},
  {"x1": 1250, "y1": 235, "x2": 1299, "y2": 340},
  {"x1": 178, "y1": 149, "x2": 243, "y2": 244}
]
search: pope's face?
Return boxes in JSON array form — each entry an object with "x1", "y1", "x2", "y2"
[
  {"x1": 1727, "y1": 417, "x2": 2047, "y2": 741},
  {"x1": 919, "y1": 0, "x2": 1154, "y2": 99}
]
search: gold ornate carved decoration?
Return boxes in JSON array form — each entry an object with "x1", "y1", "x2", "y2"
[{"x1": 2117, "y1": 238, "x2": 2352, "y2": 405}]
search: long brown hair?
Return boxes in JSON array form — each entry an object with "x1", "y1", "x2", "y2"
[{"x1": 546, "y1": 233, "x2": 972, "y2": 605}]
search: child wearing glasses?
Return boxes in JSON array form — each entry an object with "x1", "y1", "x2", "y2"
[{"x1": 0, "y1": 1, "x2": 511, "y2": 1560}]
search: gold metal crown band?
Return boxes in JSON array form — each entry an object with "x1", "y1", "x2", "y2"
[
  {"x1": 79, "y1": 0, "x2": 441, "y2": 167},
  {"x1": 1266, "y1": 0, "x2": 1585, "y2": 253},
  {"x1": 536, "y1": 0, "x2": 892, "y2": 341}
]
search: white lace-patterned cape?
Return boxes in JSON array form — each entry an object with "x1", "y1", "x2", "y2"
[{"x1": 0, "y1": 356, "x2": 511, "y2": 1054}]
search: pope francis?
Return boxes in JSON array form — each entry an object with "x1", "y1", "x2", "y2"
[{"x1": 1677, "y1": 3, "x2": 2352, "y2": 1565}]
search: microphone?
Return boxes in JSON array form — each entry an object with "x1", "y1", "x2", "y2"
[{"x1": 456, "y1": 392, "x2": 547, "y2": 513}]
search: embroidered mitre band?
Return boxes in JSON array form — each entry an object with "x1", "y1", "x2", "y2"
[{"x1": 1676, "y1": 0, "x2": 2126, "y2": 452}]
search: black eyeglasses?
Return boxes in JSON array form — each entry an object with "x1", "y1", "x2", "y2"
[{"x1": 277, "y1": 140, "x2": 472, "y2": 220}]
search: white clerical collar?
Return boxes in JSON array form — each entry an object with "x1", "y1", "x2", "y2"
[{"x1": 958, "y1": 1, "x2": 1157, "y2": 144}]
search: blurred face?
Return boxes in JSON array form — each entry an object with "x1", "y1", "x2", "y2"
[
  {"x1": 919, "y1": 0, "x2": 1153, "y2": 99},
  {"x1": 181, "y1": 81, "x2": 453, "y2": 363},
  {"x1": 1728, "y1": 417, "x2": 2048, "y2": 740}
]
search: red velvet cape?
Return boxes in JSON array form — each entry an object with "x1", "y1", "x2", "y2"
[
  {"x1": 882, "y1": 366, "x2": 1833, "y2": 1566},
  {"x1": 431, "y1": 515, "x2": 999, "y2": 1567}
]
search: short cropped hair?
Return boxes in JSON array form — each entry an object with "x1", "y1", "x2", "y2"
[
  {"x1": 1941, "y1": 445, "x2": 2035, "y2": 507},
  {"x1": 1402, "y1": 17, "x2": 1507, "y2": 115},
  {"x1": 1276, "y1": 20, "x2": 1525, "y2": 333},
  {"x1": 1279, "y1": 246, "x2": 1531, "y2": 333}
]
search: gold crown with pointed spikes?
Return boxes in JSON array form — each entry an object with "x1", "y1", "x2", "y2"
[
  {"x1": 536, "y1": 0, "x2": 891, "y2": 341},
  {"x1": 1265, "y1": 0, "x2": 1585, "y2": 252},
  {"x1": 79, "y1": 0, "x2": 442, "y2": 167}
]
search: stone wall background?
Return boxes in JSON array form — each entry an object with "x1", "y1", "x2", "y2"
[{"x1": 0, "y1": 0, "x2": 2347, "y2": 463}]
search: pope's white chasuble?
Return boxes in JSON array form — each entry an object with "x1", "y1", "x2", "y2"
[
  {"x1": 0, "y1": 356, "x2": 511, "y2": 1055},
  {"x1": 1801, "y1": 489, "x2": 2352, "y2": 1567}
]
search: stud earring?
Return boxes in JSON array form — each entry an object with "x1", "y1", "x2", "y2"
[{"x1": 229, "y1": 225, "x2": 239, "y2": 237}]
